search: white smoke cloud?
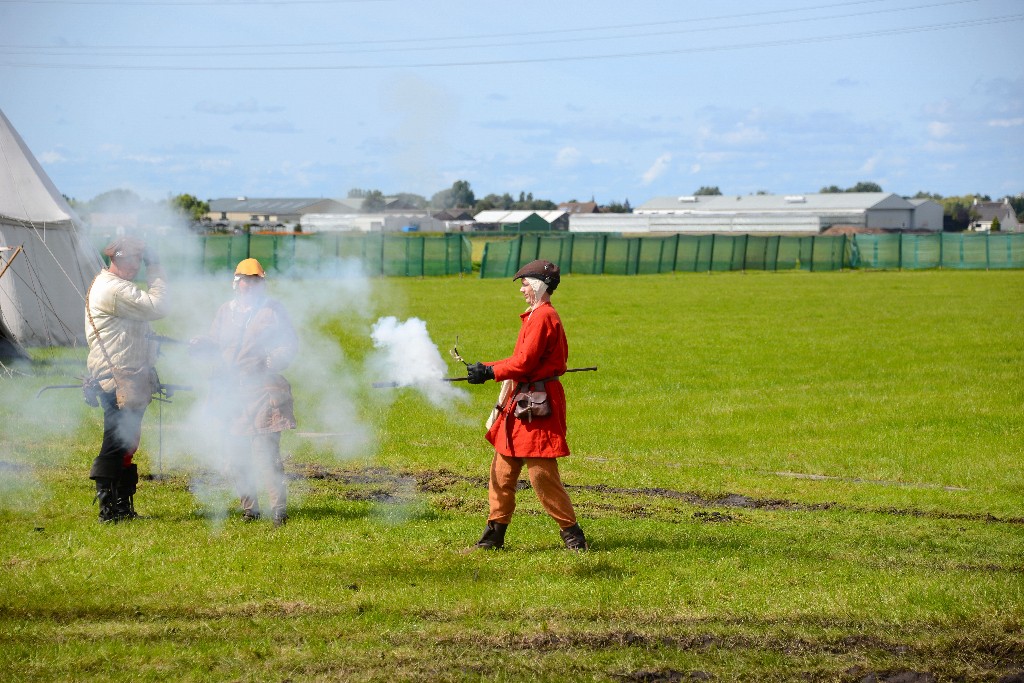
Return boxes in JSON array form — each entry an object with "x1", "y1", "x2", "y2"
[
  {"x1": 152, "y1": 265, "x2": 380, "y2": 525},
  {"x1": 1, "y1": 209, "x2": 471, "y2": 527},
  {"x1": 0, "y1": 359, "x2": 93, "y2": 515},
  {"x1": 367, "y1": 316, "x2": 469, "y2": 410}
]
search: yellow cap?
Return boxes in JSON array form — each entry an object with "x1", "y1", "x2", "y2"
[{"x1": 234, "y1": 258, "x2": 266, "y2": 277}]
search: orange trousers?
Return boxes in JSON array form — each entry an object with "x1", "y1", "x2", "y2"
[{"x1": 488, "y1": 453, "x2": 577, "y2": 529}]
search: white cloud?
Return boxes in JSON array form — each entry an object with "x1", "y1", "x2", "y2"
[
  {"x1": 642, "y1": 153, "x2": 672, "y2": 185},
  {"x1": 722, "y1": 124, "x2": 765, "y2": 145},
  {"x1": 554, "y1": 146, "x2": 581, "y2": 168},
  {"x1": 988, "y1": 117, "x2": 1024, "y2": 128},
  {"x1": 198, "y1": 159, "x2": 233, "y2": 172},
  {"x1": 923, "y1": 140, "x2": 966, "y2": 153},
  {"x1": 38, "y1": 151, "x2": 66, "y2": 164},
  {"x1": 124, "y1": 154, "x2": 168, "y2": 164},
  {"x1": 690, "y1": 163, "x2": 701, "y2": 174},
  {"x1": 927, "y1": 121, "x2": 952, "y2": 138},
  {"x1": 195, "y1": 99, "x2": 284, "y2": 115},
  {"x1": 231, "y1": 121, "x2": 298, "y2": 134},
  {"x1": 860, "y1": 154, "x2": 881, "y2": 174}
]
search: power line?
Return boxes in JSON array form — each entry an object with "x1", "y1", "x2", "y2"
[
  {"x1": 0, "y1": 13, "x2": 1019, "y2": 71},
  {"x1": 0, "y1": 0, "x2": 986, "y2": 58},
  {"x1": 0, "y1": 0, "x2": 389, "y2": 4}
]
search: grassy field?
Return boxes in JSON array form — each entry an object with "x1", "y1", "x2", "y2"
[{"x1": 1, "y1": 269, "x2": 1023, "y2": 682}]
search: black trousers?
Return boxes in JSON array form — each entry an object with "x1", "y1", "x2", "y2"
[{"x1": 89, "y1": 390, "x2": 146, "y2": 481}]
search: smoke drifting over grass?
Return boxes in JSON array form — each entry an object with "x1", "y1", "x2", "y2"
[
  {"x1": 367, "y1": 316, "x2": 469, "y2": 409},
  {"x1": 1, "y1": 209, "x2": 471, "y2": 524},
  {"x1": 0, "y1": 349, "x2": 96, "y2": 513}
]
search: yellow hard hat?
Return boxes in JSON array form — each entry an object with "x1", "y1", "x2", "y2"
[{"x1": 234, "y1": 258, "x2": 266, "y2": 277}]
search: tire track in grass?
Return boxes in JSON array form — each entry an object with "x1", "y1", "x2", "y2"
[{"x1": 289, "y1": 463, "x2": 1024, "y2": 526}]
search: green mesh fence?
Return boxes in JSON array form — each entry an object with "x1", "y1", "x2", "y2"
[
  {"x1": 851, "y1": 233, "x2": 1024, "y2": 270},
  {"x1": 92, "y1": 233, "x2": 472, "y2": 277},
  {"x1": 479, "y1": 233, "x2": 852, "y2": 277}
]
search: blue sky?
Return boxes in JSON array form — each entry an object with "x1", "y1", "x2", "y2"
[{"x1": 2, "y1": 0, "x2": 1022, "y2": 206}]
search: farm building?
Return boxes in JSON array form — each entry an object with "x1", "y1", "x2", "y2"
[
  {"x1": 472, "y1": 210, "x2": 568, "y2": 231},
  {"x1": 571, "y1": 192, "x2": 942, "y2": 234},
  {"x1": 207, "y1": 197, "x2": 360, "y2": 228},
  {"x1": 970, "y1": 198, "x2": 1021, "y2": 233},
  {"x1": 300, "y1": 212, "x2": 449, "y2": 233}
]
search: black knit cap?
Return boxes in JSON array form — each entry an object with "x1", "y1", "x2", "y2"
[{"x1": 512, "y1": 259, "x2": 560, "y2": 292}]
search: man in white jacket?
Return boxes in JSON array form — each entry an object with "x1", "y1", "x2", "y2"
[{"x1": 85, "y1": 236, "x2": 170, "y2": 522}]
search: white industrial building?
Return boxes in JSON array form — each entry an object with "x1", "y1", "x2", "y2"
[
  {"x1": 571, "y1": 193, "x2": 942, "y2": 234},
  {"x1": 300, "y1": 212, "x2": 450, "y2": 232}
]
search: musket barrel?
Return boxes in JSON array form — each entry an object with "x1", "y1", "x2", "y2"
[{"x1": 371, "y1": 366, "x2": 596, "y2": 389}]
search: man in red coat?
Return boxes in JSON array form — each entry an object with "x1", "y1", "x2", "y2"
[{"x1": 466, "y1": 260, "x2": 588, "y2": 551}]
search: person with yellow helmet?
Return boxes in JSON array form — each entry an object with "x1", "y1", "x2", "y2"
[{"x1": 190, "y1": 257, "x2": 298, "y2": 526}]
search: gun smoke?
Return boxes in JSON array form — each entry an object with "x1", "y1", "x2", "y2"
[
  {"x1": 367, "y1": 316, "x2": 469, "y2": 409},
  {"x1": 1, "y1": 211, "x2": 468, "y2": 525}
]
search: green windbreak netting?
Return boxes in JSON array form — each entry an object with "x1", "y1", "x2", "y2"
[
  {"x1": 93, "y1": 233, "x2": 472, "y2": 277},
  {"x1": 479, "y1": 232, "x2": 1022, "y2": 277},
  {"x1": 851, "y1": 233, "x2": 1024, "y2": 270},
  {"x1": 674, "y1": 235, "x2": 715, "y2": 272}
]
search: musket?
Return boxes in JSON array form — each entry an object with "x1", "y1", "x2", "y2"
[
  {"x1": 372, "y1": 366, "x2": 597, "y2": 389},
  {"x1": 35, "y1": 384, "x2": 83, "y2": 398},
  {"x1": 35, "y1": 382, "x2": 194, "y2": 400},
  {"x1": 147, "y1": 333, "x2": 184, "y2": 346}
]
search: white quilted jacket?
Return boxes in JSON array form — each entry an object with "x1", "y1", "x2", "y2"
[{"x1": 85, "y1": 270, "x2": 171, "y2": 392}]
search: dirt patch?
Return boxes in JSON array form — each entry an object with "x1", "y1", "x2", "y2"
[
  {"x1": 618, "y1": 670, "x2": 712, "y2": 682},
  {"x1": 286, "y1": 464, "x2": 1024, "y2": 525},
  {"x1": 843, "y1": 669, "x2": 936, "y2": 683}
]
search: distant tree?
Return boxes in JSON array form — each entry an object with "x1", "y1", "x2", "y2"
[
  {"x1": 450, "y1": 180, "x2": 475, "y2": 208},
  {"x1": 1005, "y1": 194, "x2": 1024, "y2": 221},
  {"x1": 991, "y1": 216, "x2": 1001, "y2": 232},
  {"x1": 912, "y1": 191, "x2": 943, "y2": 200},
  {"x1": 347, "y1": 188, "x2": 367, "y2": 199},
  {"x1": 430, "y1": 188, "x2": 453, "y2": 209},
  {"x1": 604, "y1": 200, "x2": 631, "y2": 213},
  {"x1": 694, "y1": 186, "x2": 722, "y2": 195},
  {"x1": 850, "y1": 181, "x2": 883, "y2": 193},
  {"x1": 755, "y1": 190, "x2": 769, "y2": 195},
  {"x1": 820, "y1": 182, "x2": 883, "y2": 193},
  {"x1": 507, "y1": 191, "x2": 556, "y2": 210},
  {"x1": 432, "y1": 180, "x2": 474, "y2": 209},
  {"x1": 474, "y1": 193, "x2": 513, "y2": 211},
  {"x1": 393, "y1": 192, "x2": 428, "y2": 209},
  {"x1": 89, "y1": 189, "x2": 146, "y2": 212},
  {"x1": 940, "y1": 194, "x2": 989, "y2": 232},
  {"x1": 170, "y1": 193, "x2": 209, "y2": 222},
  {"x1": 362, "y1": 189, "x2": 386, "y2": 212}
]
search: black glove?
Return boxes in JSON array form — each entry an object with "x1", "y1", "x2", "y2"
[{"x1": 467, "y1": 362, "x2": 494, "y2": 384}]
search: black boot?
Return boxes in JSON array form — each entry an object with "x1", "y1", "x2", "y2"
[
  {"x1": 115, "y1": 464, "x2": 139, "y2": 521},
  {"x1": 559, "y1": 523, "x2": 588, "y2": 551},
  {"x1": 94, "y1": 479, "x2": 118, "y2": 523},
  {"x1": 474, "y1": 521, "x2": 508, "y2": 550}
]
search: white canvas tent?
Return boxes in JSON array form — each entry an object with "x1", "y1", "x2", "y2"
[{"x1": 0, "y1": 108, "x2": 103, "y2": 358}]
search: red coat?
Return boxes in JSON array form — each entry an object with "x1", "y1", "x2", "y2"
[{"x1": 485, "y1": 302, "x2": 569, "y2": 458}]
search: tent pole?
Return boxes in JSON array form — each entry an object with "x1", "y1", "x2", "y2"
[{"x1": 0, "y1": 245, "x2": 24, "y2": 281}]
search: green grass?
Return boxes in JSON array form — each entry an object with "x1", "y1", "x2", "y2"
[{"x1": 2, "y1": 270, "x2": 1023, "y2": 682}]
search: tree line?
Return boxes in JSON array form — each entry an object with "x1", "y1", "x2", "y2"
[{"x1": 66, "y1": 180, "x2": 1022, "y2": 232}]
